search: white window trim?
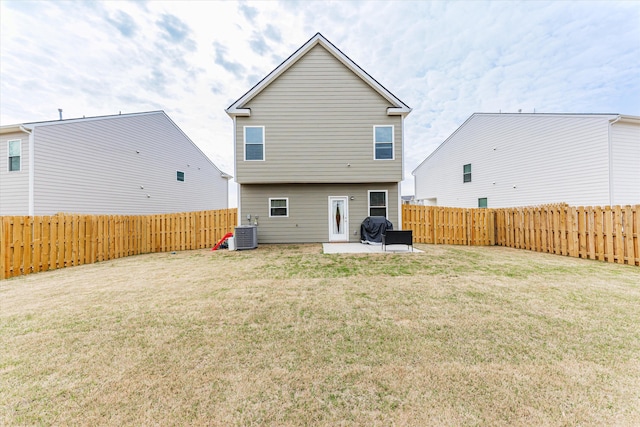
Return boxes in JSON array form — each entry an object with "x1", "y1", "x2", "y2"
[
  {"x1": 373, "y1": 125, "x2": 394, "y2": 161},
  {"x1": 7, "y1": 139, "x2": 21, "y2": 172},
  {"x1": 368, "y1": 190, "x2": 388, "y2": 217},
  {"x1": 244, "y1": 126, "x2": 265, "y2": 161},
  {"x1": 269, "y1": 197, "x2": 289, "y2": 218},
  {"x1": 463, "y1": 163, "x2": 472, "y2": 183}
]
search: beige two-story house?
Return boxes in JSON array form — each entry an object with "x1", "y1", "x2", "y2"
[{"x1": 226, "y1": 33, "x2": 411, "y2": 243}]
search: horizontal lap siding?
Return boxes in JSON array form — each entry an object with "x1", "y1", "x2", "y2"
[
  {"x1": 0, "y1": 131, "x2": 29, "y2": 215},
  {"x1": 415, "y1": 114, "x2": 614, "y2": 208},
  {"x1": 241, "y1": 183, "x2": 398, "y2": 243},
  {"x1": 236, "y1": 44, "x2": 402, "y2": 184},
  {"x1": 32, "y1": 113, "x2": 227, "y2": 215},
  {"x1": 611, "y1": 121, "x2": 640, "y2": 205}
]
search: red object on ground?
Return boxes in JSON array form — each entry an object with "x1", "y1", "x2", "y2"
[{"x1": 212, "y1": 232, "x2": 234, "y2": 251}]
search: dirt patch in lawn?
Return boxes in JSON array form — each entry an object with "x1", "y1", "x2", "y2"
[{"x1": 2, "y1": 244, "x2": 640, "y2": 426}]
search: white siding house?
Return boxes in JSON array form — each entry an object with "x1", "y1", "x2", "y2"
[
  {"x1": 0, "y1": 111, "x2": 230, "y2": 215},
  {"x1": 412, "y1": 113, "x2": 640, "y2": 208}
]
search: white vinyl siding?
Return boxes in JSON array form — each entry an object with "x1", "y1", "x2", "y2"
[
  {"x1": 235, "y1": 44, "x2": 402, "y2": 184},
  {"x1": 0, "y1": 132, "x2": 29, "y2": 215},
  {"x1": 610, "y1": 120, "x2": 640, "y2": 205},
  {"x1": 28, "y1": 112, "x2": 227, "y2": 215},
  {"x1": 414, "y1": 114, "x2": 618, "y2": 208}
]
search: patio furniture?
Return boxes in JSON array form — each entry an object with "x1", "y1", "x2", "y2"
[{"x1": 382, "y1": 230, "x2": 413, "y2": 252}]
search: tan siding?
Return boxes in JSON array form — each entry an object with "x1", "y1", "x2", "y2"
[
  {"x1": 236, "y1": 44, "x2": 402, "y2": 184},
  {"x1": 0, "y1": 131, "x2": 29, "y2": 215},
  {"x1": 31, "y1": 113, "x2": 227, "y2": 215},
  {"x1": 241, "y1": 183, "x2": 399, "y2": 243}
]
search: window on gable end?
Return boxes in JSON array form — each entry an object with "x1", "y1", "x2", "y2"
[
  {"x1": 463, "y1": 164, "x2": 471, "y2": 183},
  {"x1": 374, "y1": 125, "x2": 394, "y2": 160},
  {"x1": 245, "y1": 126, "x2": 264, "y2": 161}
]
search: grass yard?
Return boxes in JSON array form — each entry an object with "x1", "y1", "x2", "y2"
[{"x1": 1, "y1": 244, "x2": 640, "y2": 426}]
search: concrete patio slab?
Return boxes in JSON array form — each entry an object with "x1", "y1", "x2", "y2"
[{"x1": 322, "y1": 243, "x2": 421, "y2": 254}]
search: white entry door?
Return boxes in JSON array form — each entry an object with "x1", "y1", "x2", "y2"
[{"x1": 328, "y1": 196, "x2": 349, "y2": 242}]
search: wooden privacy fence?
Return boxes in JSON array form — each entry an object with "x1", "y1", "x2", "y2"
[
  {"x1": 1, "y1": 208, "x2": 237, "y2": 279},
  {"x1": 494, "y1": 205, "x2": 639, "y2": 265},
  {"x1": 402, "y1": 205, "x2": 495, "y2": 246},
  {"x1": 403, "y1": 204, "x2": 639, "y2": 266}
]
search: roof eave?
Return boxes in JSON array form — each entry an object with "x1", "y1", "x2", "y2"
[
  {"x1": 387, "y1": 107, "x2": 412, "y2": 117},
  {"x1": 225, "y1": 108, "x2": 251, "y2": 118}
]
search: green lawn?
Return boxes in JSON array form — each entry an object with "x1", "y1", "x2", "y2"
[{"x1": 2, "y1": 244, "x2": 639, "y2": 426}]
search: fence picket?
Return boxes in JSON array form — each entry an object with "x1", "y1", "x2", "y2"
[
  {"x1": 3, "y1": 205, "x2": 638, "y2": 280},
  {"x1": 1, "y1": 208, "x2": 237, "y2": 279}
]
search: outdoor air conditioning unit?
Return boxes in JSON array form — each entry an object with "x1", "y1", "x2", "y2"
[{"x1": 234, "y1": 225, "x2": 258, "y2": 250}]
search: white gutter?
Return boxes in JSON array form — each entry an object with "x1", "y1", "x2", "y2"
[
  {"x1": 20, "y1": 125, "x2": 35, "y2": 215},
  {"x1": 608, "y1": 115, "x2": 622, "y2": 206}
]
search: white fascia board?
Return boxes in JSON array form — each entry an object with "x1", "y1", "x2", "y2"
[
  {"x1": 225, "y1": 33, "x2": 411, "y2": 115},
  {"x1": 618, "y1": 115, "x2": 640, "y2": 124},
  {"x1": 225, "y1": 108, "x2": 251, "y2": 118},
  {"x1": 387, "y1": 107, "x2": 412, "y2": 116},
  {"x1": 0, "y1": 124, "x2": 28, "y2": 134}
]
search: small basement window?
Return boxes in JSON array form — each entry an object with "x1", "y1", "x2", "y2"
[
  {"x1": 177, "y1": 171, "x2": 185, "y2": 181},
  {"x1": 463, "y1": 164, "x2": 471, "y2": 183},
  {"x1": 269, "y1": 198, "x2": 288, "y2": 217},
  {"x1": 478, "y1": 198, "x2": 488, "y2": 208}
]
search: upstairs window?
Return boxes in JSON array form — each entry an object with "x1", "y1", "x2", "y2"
[
  {"x1": 463, "y1": 164, "x2": 472, "y2": 183},
  {"x1": 368, "y1": 190, "x2": 388, "y2": 217},
  {"x1": 245, "y1": 126, "x2": 264, "y2": 161},
  {"x1": 374, "y1": 125, "x2": 394, "y2": 160},
  {"x1": 8, "y1": 140, "x2": 21, "y2": 172},
  {"x1": 269, "y1": 198, "x2": 288, "y2": 217},
  {"x1": 177, "y1": 171, "x2": 185, "y2": 181}
]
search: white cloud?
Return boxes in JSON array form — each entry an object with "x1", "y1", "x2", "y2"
[{"x1": 1, "y1": 0, "x2": 638, "y2": 202}]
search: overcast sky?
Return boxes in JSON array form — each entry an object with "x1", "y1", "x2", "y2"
[{"x1": 1, "y1": 0, "x2": 639, "y2": 205}]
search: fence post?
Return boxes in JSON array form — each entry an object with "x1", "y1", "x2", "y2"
[{"x1": 0, "y1": 217, "x2": 6, "y2": 279}]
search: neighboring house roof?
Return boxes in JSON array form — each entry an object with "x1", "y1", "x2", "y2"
[
  {"x1": 411, "y1": 112, "x2": 640, "y2": 175},
  {"x1": 1, "y1": 110, "x2": 232, "y2": 179},
  {"x1": 226, "y1": 32, "x2": 411, "y2": 118}
]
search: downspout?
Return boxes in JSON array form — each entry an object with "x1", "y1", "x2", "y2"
[
  {"x1": 20, "y1": 125, "x2": 34, "y2": 215},
  {"x1": 399, "y1": 115, "x2": 405, "y2": 230},
  {"x1": 608, "y1": 115, "x2": 621, "y2": 206},
  {"x1": 233, "y1": 116, "x2": 240, "y2": 224}
]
